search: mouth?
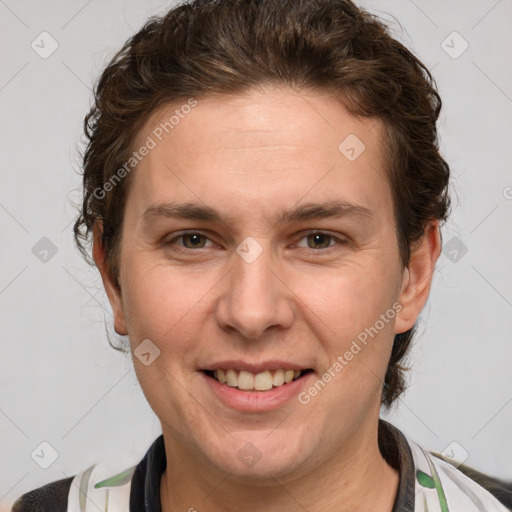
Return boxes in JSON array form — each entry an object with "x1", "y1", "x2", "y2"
[{"x1": 202, "y1": 368, "x2": 314, "y2": 392}]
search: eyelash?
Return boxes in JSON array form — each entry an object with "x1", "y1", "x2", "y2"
[{"x1": 164, "y1": 231, "x2": 348, "y2": 254}]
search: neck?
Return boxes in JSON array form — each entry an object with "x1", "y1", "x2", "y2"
[{"x1": 160, "y1": 421, "x2": 400, "y2": 512}]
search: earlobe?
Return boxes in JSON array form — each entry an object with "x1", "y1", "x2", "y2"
[
  {"x1": 92, "y1": 223, "x2": 128, "y2": 335},
  {"x1": 395, "y1": 221, "x2": 442, "y2": 334}
]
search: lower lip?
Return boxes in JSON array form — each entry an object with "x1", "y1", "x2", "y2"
[{"x1": 201, "y1": 372, "x2": 314, "y2": 412}]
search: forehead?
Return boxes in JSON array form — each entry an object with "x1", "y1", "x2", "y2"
[{"x1": 127, "y1": 86, "x2": 391, "y2": 225}]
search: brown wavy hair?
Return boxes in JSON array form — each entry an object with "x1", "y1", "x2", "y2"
[{"x1": 74, "y1": 0, "x2": 450, "y2": 410}]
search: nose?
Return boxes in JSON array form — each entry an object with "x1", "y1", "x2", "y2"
[{"x1": 215, "y1": 242, "x2": 294, "y2": 340}]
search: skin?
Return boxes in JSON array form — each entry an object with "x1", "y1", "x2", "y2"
[{"x1": 94, "y1": 85, "x2": 441, "y2": 511}]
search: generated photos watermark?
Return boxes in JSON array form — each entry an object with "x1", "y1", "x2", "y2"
[
  {"x1": 298, "y1": 302, "x2": 403, "y2": 404},
  {"x1": 92, "y1": 98, "x2": 198, "y2": 201}
]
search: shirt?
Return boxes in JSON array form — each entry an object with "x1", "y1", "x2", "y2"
[{"x1": 12, "y1": 419, "x2": 512, "y2": 511}]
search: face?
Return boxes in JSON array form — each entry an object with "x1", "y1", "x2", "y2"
[{"x1": 96, "y1": 85, "x2": 436, "y2": 482}]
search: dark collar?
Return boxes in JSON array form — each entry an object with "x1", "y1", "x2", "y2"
[
  {"x1": 129, "y1": 433, "x2": 166, "y2": 512},
  {"x1": 129, "y1": 419, "x2": 416, "y2": 511},
  {"x1": 378, "y1": 419, "x2": 416, "y2": 511}
]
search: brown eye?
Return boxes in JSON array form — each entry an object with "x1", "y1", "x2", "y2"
[
  {"x1": 182, "y1": 233, "x2": 207, "y2": 248},
  {"x1": 306, "y1": 233, "x2": 332, "y2": 249}
]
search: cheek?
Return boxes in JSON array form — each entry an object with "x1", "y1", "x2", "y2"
[
  {"x1": 306, "y1": 260, "x2": 399, "y2": 333},
  {"x1": 120, "y1": 257, "x2": 217, "y2": 353},
  {"x1": 121, "y1": 262, "x2": 212, "y2": 407},
  {"x1": 300, "y1": 258, "x2": 401, "y2": 384}
]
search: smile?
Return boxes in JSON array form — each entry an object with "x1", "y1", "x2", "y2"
[{"x1": 203, "y1": 368, "x2": 313, "y2": 391}]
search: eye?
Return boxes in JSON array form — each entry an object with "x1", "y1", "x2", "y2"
[
  {"x1": 166, "y1": 232, "x2": 214, "y2": 250},
  {"x1": 164, "y1": 231, "x2": 346, "y2": 253},
  {"x1": 182, "y1": 233, "x2": 208, "y2": 248},
  {"x1": 295, "y1": 232, "x2": 346, "y2": 251}
]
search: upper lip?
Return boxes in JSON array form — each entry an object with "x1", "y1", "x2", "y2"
[{"x1": 200, "y1": 360, "x2": 312, "y2": 373}]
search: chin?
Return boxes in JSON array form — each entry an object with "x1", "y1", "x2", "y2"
[{"x1": 202, "y1": 432, "x2": 311, "y2": 481}]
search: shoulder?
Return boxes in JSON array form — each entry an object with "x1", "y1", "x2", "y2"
[
  {"x1": 11, "y1": 464, "x2": 136, "y2": 512},
  {"x1": 11, "y1": 476, "x2": 73, "y2": 512},
  {"x1": 431, "y1": 451, "x2": 512, "y2": 511},
  {"x1": 408, "y1": 439, "x2": 512, "y2": 511},
  {"x1": 384, "y1": 420, "x2": 512, "y2": 511},
  {"x1": 11, "y1": 436, "x2": 164, "y2": 512}
]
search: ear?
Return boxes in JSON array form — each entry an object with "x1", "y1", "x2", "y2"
[
  {"x1": 93, "y1": 222, "x2": 128, "y2": 335},
  {"x1": 394, "y1": 221, "x2": 442, "y2": 334}
]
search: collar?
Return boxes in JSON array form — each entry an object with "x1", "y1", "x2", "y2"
[
  {"x1": 378, "y1": 418, "x2": 416, "y2": 511},
  {"x1": 128, "y1": 418, "x2": 416, "y2": 511}
]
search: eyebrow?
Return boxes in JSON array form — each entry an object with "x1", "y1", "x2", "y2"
[{"x1": 141, "y1": 199, "x2": 373, "y2": 228}]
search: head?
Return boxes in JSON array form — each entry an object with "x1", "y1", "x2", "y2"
[{"x1": 75, "y1": 0, "x2": 449, "y2": 479}]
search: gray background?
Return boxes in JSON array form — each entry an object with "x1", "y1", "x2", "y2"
[{"x1": 1, "y1": 0, "x2": 511, "y2": 507}]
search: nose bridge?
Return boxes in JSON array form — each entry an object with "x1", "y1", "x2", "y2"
[{"x1": 217, "y1": 238, "x2": 293, "y2": 339}]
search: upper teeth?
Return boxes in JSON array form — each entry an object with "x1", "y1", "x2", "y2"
[{"x1": 213, "y1": 369, "x2": 302, "y2": 391}]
